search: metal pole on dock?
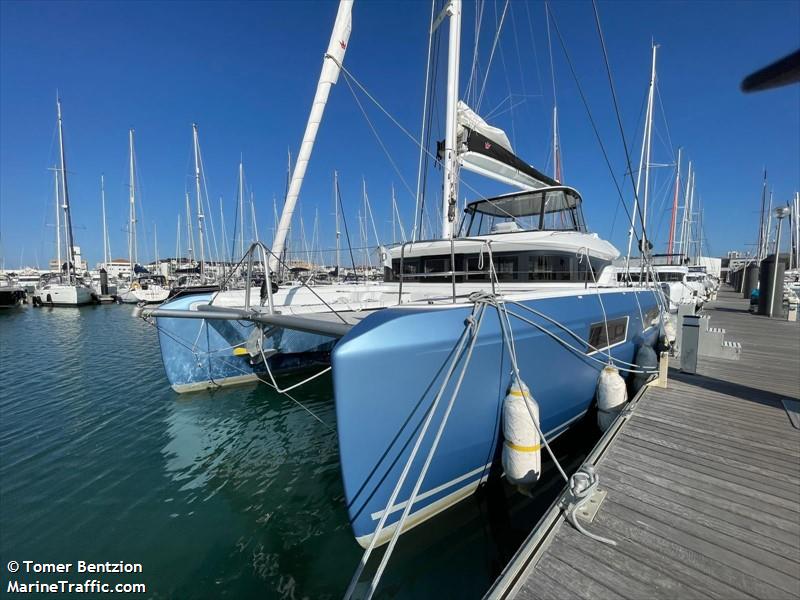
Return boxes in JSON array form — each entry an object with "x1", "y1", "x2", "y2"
[{"x1": 770, "y1": 207, "x2": 789, "y2": 317}]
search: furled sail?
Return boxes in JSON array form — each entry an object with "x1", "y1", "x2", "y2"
[{"x1": 455, "y1": 101, "x2": 557, "y2": 190}]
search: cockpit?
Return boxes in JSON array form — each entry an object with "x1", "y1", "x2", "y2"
[{"x1": 459, "y1": 186, "x2": 587, "y2": 237}]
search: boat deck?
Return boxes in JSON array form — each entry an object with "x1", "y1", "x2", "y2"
[{"x1": 486, "y1": 288, "x2": 800, "y2": 599}]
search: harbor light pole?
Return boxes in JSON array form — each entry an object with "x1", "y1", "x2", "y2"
[{"x1": 769, "y1": 206, "x2": 790, "y2": 318}]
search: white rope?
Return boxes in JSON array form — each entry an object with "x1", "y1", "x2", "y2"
[
  {"x1": 487, "y1": 294, "x2": 616, "y2": 546},
  {"x1": 363, "y1": 303, "x2": 487, "y2": 600},
  {"x1": 343, "y1": 307, "x2": 479, "y2": 600}
]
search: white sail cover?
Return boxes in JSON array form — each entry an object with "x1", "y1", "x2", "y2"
[
  {"x1": 456, "y1": 100, "x2": 554, "y2": 190},
  {"x1": 457, "y1": 101, "x2": 513, "y2": 152},
  {"x1": 269, "y1": 0, "x2": 353, "y2": 272}
]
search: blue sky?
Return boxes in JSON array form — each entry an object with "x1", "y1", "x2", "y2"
[{"x1": 1, "y1": 0, "x2": 798, "y2": 269}]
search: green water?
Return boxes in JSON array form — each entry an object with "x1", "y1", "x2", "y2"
[{"x1": 0, "y1": 304, "x2": 598, "y2": 598}]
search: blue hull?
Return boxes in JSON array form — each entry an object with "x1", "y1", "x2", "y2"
[
  {"x1": 154, "y1": 293, "x2": 336, "y2": 392},
  {"x1": 332, "y1": 290, "x2": 659, "y2": 546}
]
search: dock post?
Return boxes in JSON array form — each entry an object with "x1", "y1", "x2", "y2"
[
  {"x1": 100, "y1": 268, "x2": 109, "y2": 296},
  {"x1": 680, "y1": 314, "x2": 700, "y2": 374}
]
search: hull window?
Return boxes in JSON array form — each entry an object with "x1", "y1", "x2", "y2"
[{"x1": 587, "y1": 316, "x2": 628, "y2": 352}]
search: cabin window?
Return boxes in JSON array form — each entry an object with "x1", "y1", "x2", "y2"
[
  {"x1": 424, "y1": 257, "x2": 450, "y2": 274},
  {"x1": 587, "y1": 317, "x2": 628, "y2": 352},
  {"x1": 495, "y1": 257, "x2": 517, "y2": 281},
  {"x1": 391, "y1": 251, "x2": 609, "y2": 283}
]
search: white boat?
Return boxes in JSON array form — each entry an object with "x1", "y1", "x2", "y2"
[
  {"x1": 0, "y1": 274, "x2": 26, "y2": 308},
  {"x1": 33, "y1": 273, "x2": 95, "y2": 306}
]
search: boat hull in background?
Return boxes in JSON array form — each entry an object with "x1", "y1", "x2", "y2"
[
  {"x1": 32, "y1": 283, "x2": 95, "y2": 307},
  {"x1": 153, "y1": 293, "x2": 337, "y2": 393}
]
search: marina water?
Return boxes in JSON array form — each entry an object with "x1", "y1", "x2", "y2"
[{"x1": 0, "y1": 305, "x2": 599, "y2": 598}]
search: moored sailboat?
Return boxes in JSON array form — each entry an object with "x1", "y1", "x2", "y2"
[{"x1": 32, "y1": 98, "x2": 96, "y2": 307}]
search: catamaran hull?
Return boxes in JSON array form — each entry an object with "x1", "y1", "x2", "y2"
[
  {"x1": 331, "y1": 289, "x2": 659, "y2": 547},
  {"x1": 153, "y1": 293, "x2": 337, "y2": 393}
]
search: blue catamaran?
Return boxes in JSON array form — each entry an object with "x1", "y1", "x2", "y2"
[{"x1": 143, "y1": 0, "x2": 664, "y2": 550}]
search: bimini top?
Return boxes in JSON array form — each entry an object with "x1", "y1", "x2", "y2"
[{"x1": 461, "y1": 186, "x2": 587, "y2": 235}]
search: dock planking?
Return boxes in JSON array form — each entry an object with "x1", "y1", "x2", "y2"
[{"x1": 487, "y1": 289, "x2": 800, "y2": 599}]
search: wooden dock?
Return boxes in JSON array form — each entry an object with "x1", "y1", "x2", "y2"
[{"x1": 487, "y1": 288, "x2": 800, "y2": 600}]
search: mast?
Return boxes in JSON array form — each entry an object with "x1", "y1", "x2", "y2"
[
  {"x1": 176, "y1": 214, "x2": 181, "y2": 270},
  {"x1": 687, "y1": 171, "x2": 696, "y2": 262},
  {"x1": 239, "y1": 156, "x2": 245, "y2": 259},
  {"x1": 154, "y1": 223, "x2": 159, "y2": 270},
  {"x1": 192, "y1": 123, "x2": 205, "y2": 277},
  {"x1": 766, "y1": 188, "x2": 774, "y2": 255},
  {"x1": 412, "y1": 0, "x2": 436, "y2": 243},
  {"x1": 441, "y1": 0, "x2": 462, "y2": 239},
  {"x1": 270, "y1": 0, "x2": 353, "y2": 271},
  {"x1": 185, "y1": 192, "x2": 195, "y2": 264},
  {"x1": 101, "y1": 174, "x2": 109, "y2": 267},
  {"x1": 666, "y1": 148, "x2": 681, "y2": 263},
  {"x1": 626, "y1": 43, "x2": 657, "y2": 264},
  {"x1": 679, "y1": 162, "x2": 692, "y2": 262},
  {"x1": 756, "y1": 169, "x2": 768, "y2": 261},
  {"x1": 250, "y1": 194, "x2": 260, "y2": 243},
  {"x1": 334, "y1": 171, "x2": 341, "y2": 278},
  {"x1": 56, "y1": 97, "x2": 77, "y2": 284},
  {"x1": 391, "y1": 184, "x2": 397, "y2": 244},
  {"x1": 641, "y1": 44, "x2": 657, "y2": 243},
  {"x1": 52, "y1": 165, "x2": 61, "y2": 275},
  {"x1": 128, "y1": 129, "x2": 137, "y2": 283},
  {"x1": 552, "y1": 106, "x2": 561, "y2": 181}
]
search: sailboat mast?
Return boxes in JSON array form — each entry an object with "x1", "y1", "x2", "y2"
[
  {"x1": 101, "y1": 174, "x2": 108, "y2": 267},
  {"x1": 52, "y1": 166, "x2": 61, "y2": 275},
  {"x1": 154, "y1": 223, "x2": 159, "y2": 269},
  {"x1": 128, "y1": 129, "x2": 137, "y2": 282},
  {"x1": 239, "y1": 157, "x2": 245, "y2": 259},
  {"x1": 766, "y1": 188, "x2": 774, "y2": 255},
  {"x1": 687, "y1": 172, "x2": 696, "y2": 262},
  {"x1": 626, "y1": 43, "x2": 657, "y2": 263},
  {"x1": 176, "y1": 215, "x2": 181, "y2": 268},
  {"x1": 185, "y1": 192, "x2": 195, "y2": 264},
  {"x1": 270, "y1": 0, "x2": 353, "y2": 272},
  {"x1": 391, "y1": 184, "x2": 397, "y2": 245},
  {"x1": 666, "y1": 147, "x2": 681, "y2": 263},
  {"x1": 552, "y1": 106, "x2": 560, "y2": 181},
  {"x1": 441, "y1": 0, "x2": 462, "y2": 239},
  {"x1": 679, "y1": 161, "x2": 692, "y2": 262},
  {"x1": 334, "y1": 171, "x2": 341, "y2": 278},
  {"x1": 56, "y1": 98, "x2": 77, "y2": 284},
  {"x1": 192, "y1": 123, "x2": 206, "y2": 276},
  {"x1": 756, "y1": 170, "x2": 768, "y2": 261},
  {"x1": 641, "y1": 44, "x2": 658, "y2": 242}
]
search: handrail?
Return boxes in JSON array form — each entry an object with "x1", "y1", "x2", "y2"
[{"x1": 215, "y1": 241, "x2": 349, "y2": 324}]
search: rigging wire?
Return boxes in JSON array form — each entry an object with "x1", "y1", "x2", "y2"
[
  {"x1": 335, "y1": 175, "x2": 358, "y2": 275},
  {"x1": 414, "y1": 0, "x2": 439, "y2": 244},
  {"x1": 587, "y1": 0, "x2": 648, "y2": 244},
  {"x1": 477, "y1": 0, "x2": 510, "y2": 111},
  {"x1": 545, "y1": 1, "x2": 644, "y2": 250}
]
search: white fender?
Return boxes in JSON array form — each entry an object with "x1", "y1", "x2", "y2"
[
  {"x1": 663, "y1": 317, "x2": 677, "y2": 345},
  {"x1": 597, "y1": 365, "x2": 627, "y2": 431},
  {"x1": 502, "y1": 377, "x2": 541, "y2": 486}
]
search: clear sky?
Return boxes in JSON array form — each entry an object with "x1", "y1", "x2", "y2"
[{"x1": 1, "y1": 0, "x2": 798, "y2": 269}]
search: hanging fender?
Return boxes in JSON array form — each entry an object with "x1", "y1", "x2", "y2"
[
  {"x1": 597, "y1": 365, "x2": 627, "y2": 431},
  {"x1": 502, "y1": 377, "x2": 541, "y2": 487}
]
